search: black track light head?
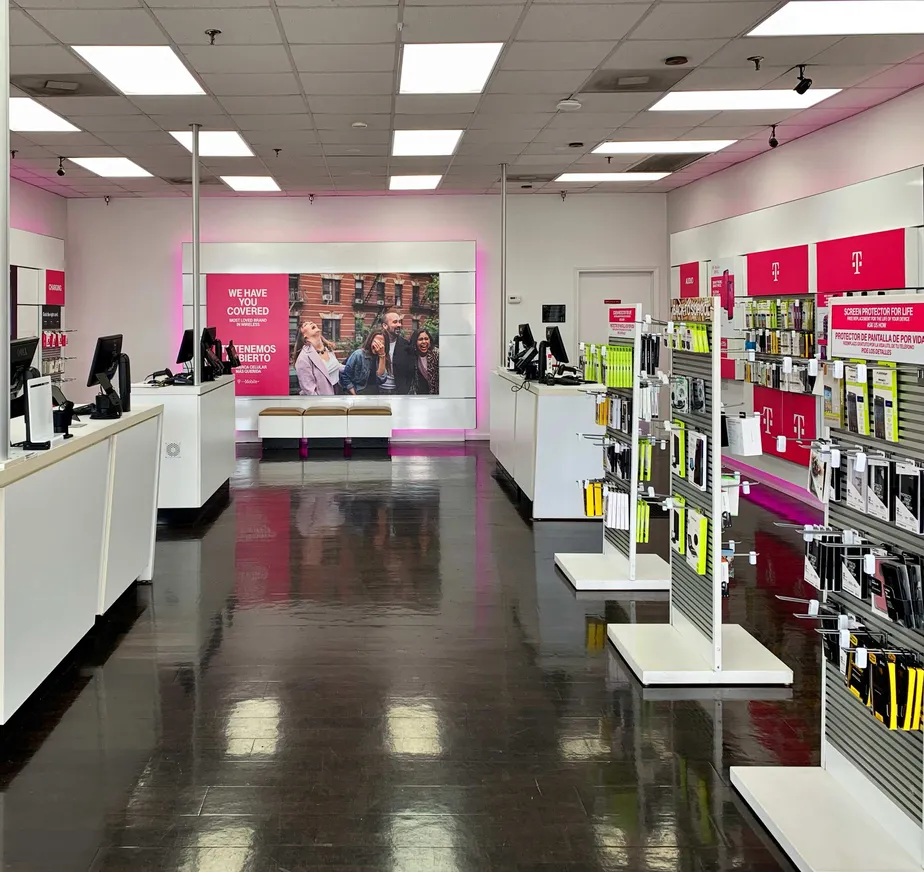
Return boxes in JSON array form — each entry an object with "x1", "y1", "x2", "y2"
[
  {"x1": 768, "y1": 125, "x2": 779, "y2": 149},
  {"x1": 794, "y1": 64, "x2": 812, "y2": 95}
]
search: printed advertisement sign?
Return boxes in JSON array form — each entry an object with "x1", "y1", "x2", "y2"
[
  {"x1": 816, "y1": 229, "x2": 905, "y2": 294},
  {"x1": 829, "y1": 296, "x2": 924, "y2": 363},
  {"x1": 608, "y1": 306, "x2": 636, "y2": 337},
  {"x1": 679, "y1": 262, "x2": 700, "y2": 299},
  {"x1": 710, "y1": 259, "x2": 736, "y2": 320},
  {"x1": 45, "y1": 269, "x2": 65, "y2": 307},
  {"x1": 206, "y1": 273, "x2": 290, "y2": 396},
  {"x1": 746, "y1": 245, "x2": 809, "y2": 297}
]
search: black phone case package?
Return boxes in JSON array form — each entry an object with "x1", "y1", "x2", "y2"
[
  {"x1": 894, "y1": 463, "x2": 923, "y2": 535},
  {"x1": 867, "y1": 458, "x2": 891, "y2": 523}
]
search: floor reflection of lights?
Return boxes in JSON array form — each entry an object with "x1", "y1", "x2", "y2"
[
  {"x1": 179, "y1": 824, "x2": 255, "y2": 872},
  {"x1": 226, "y1": 697, "x2": 280, "y2": 757},
  {"x1": 558, "y1": 721, "x2": 610, "y2": 760},
  {"x1": 385, "y1": 701, "x2": 442, "y2": 756},
  {"x1": 388, "y1": 816, "x2": 459, "y2": 872}
]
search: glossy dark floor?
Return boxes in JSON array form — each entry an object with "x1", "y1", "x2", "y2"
[{"x1": 1, "y1": 445, "x2": 824, "y2": 872}]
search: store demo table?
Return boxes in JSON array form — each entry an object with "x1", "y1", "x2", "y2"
[{"x1": 0, "y1": 405, "x2": 163, "y2": 723}]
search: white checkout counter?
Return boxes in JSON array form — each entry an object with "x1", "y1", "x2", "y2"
[
  {"x1": 1, "y1": 405, "x2": 163, "y2": 723},
  {"x1": 490, "y1": 368, "x2": 604, "y2": 520},
  {"x1": 131, "y1": 375, "x2": 236, "y2": 510}
]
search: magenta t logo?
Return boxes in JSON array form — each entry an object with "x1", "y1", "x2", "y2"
[
  {"x1": 792, "y1": 414, "x2": 806, "y2": 439},
  {"x1": 761, "y1": 406, "x2": 774, "y2": 435},
  {"x1": 851, "y1": 251, "x2": 863, "y2": 274},
  {"x1": 771, "y1": 262, "x2": 780, "y2": 282}
]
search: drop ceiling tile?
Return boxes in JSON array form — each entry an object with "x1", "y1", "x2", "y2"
[
  {"x1": 478, "y1": 94, "x2": 561, "y2": 113},
  {"x1": 809, "y1": 87, "x2": 905, "y2": 109},
  {"x1": 94, "y1": 131, "x2": 178, "y2": 148},
  {"x1": 154, "y1": 8, "x2": 282, "y2": 44},
  {"x1": 299, "y1": 72, "x2": 394, "y2": 96},
  {"x1": 394, "y1": 95, "x2": 481, "y2": 114},
  {"x1": 246, "y1": 130, "x2": 319, "y2": 146},
  {"x1": 326, "y1": 155, "x2": 388, "y2": 170},
  {"x1": 39, "y1": 96, "x2": 140, "y2": 116},
  {"x1": 181, "y1": 45, "x2": 293, "y2": 74},
  {"x1": 46, "y1": 143, "x2": 124, "y2": 158},
  {"x1": 401, "y1": 4, "x2": 521, "y2": 42},
  {"x1": 463, "y1": 127, "x2": 539, "y2": 143},
  {"x1": 219, "y1": 95, "x2": 306, "y2": 114},
  {"x1": 307, "y1": 95, "x2": 392, "y2": 114},
  {"x1": 673, "y1": 65, "x2": 784, "y2": 89},
  {"x1": 325, "y1": 144, "x2": 389, "y2": 158},
  {"x1": 809, "y1": 36, "x2": 924, "y2": 66},
  {"x1": 571, "y1": 92, "x2": 658, "y2": 112},
  {"x1": 312, "y1": 114, "x2": 391, "y2": 130},
  {"x1": 10, "y1": 45, "x2": 90, "y2": 74},
  {"x1": 278, "y1": 7, "x2": 399, "y2": 44},
  {"x1": 290, "y1": 43, "x2": 396, "y2": 73},
  {"x1": 517, "y1": 4, "x2": 650, "y2": 42},
  {"x1": 766, "y1": 65, "x2": 887, "y2": 89},
  {"x1": 623, "y1": 109, "x2": 715, "y2": 127},
  {"x1": 58, "y1": 114, "x2": 162, "y2": 133},
  {"x1": 857, "y1": 64, "x2": 924, "y2": 90},
  {"x1": 531, "y1": 126, "x2": 614, "y2": 143},
  {"x1": 131, "y1": 96, "x2": 223, "y2": 115},
  {"x1": 701, "y1": 107, "x2": 804, "y2": 125},
  {"x1": 28, "y1": 9, "x2": 166, "y2": 44},
  {"x1": 511, "y1": 154, "x2": 580, "y2": 168},
  {"x1": 202, "y1": 73, "x2": 301, "y2": 96},
  {"x1": 469, "y1": 112, "x2": 552, "y2": 129},
  {"x1": 631, "y1": 2, "x2": 777, "y2": 40},
  {"x1": 386, "y1": 157, "x2": 450, "y2": 173},
  {"x1": 10, "y1": 10, "x2": 54, "y2": 45},
  {"x1": 234, "y1": 113, "x2": 315, "y2": 130},
  {"x1": 607, "y1": 38, "x2": 727, "y2": 69},
  {"x1": 488, "y1": 70, "x2": 591, "y2": 95},
  {"x1": 501, "y1": 40, "x2": 614, "y2": 72},
  {"x1": 686, "y1": 123, "x2": 765, "y2": 137},
  {"x1": 393, "y1": 113, "x2": 474, "y2": 129},
  {"x1": 544, "y1": 110, "x2": 634, "y2": 129},
  {"x1": 147, "y1": 114, "x2": 230, "y2": 129},
  {"x1": 702, "y1": 36, "x2": 839, "y2": 68},
  {"x1": 317, "y1": 129, "x2": 391, "y2": 145}
]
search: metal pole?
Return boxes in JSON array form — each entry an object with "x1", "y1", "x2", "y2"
[
  {"x1": 0, "y1": 0, "x2": 11, "y2": 461},
  {"x1": 191, "y1": 123, "x2": 202, "y2": 386},
  {"x1": 500, "y1": 163, "x2": 507, "y2": 366}
]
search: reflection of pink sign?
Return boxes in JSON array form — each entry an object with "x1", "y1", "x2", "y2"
[
  {"x1": 608, "y1": 306, "x2": 636, "y2": 336},
  {"x1": 830, "y1": 298, "x2": 924, "y2": 363},
  {"x1": 747, "y1": 245, "x2": 808, "y2": 296},
  {"x1": 206, "y1": 273, "x2": 290, "y2": 396},
  {"x1": 817, "y1": 229, "x2": 905, "y2": 293},
  {"x1": 679, "y1": 262, "x2": 699, "y2": 298},
  {"x1": 45, "y1": 270, "x2": 65, "y2": 306}
]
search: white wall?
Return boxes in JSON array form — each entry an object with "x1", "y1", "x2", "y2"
[
  {"x1": 66, "y1": 193, "x2": 668, "y2": 434},
  {"x1": 669, "y1": 83, "x2": 924, "y2": 234},
  {"x1": 10, "y1": 178, "x2": 66, "y2": 242}
]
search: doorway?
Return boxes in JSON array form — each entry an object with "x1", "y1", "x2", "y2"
[{"x1": 577, "y1": 270, "x2": 655, "y2": 346}]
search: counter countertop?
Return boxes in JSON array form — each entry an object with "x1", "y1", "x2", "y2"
[
  {"x1": 494, "y1": 368, "x2": 603, "y2": 397},
  {"x1": 131, "y1": 374, "x2": 235, "y2": 396},
  {"x1": 2, "y1": 404, "x2": 163, "y2": 489}
]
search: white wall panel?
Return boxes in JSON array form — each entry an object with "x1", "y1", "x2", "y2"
[
  {"x1": 10, "y1": 229, "x2": 64, "y2": 271},
  {"x1": 438, "y1": 271, "x2": 476, "y2": 304},
  {"x1": 15, "y1": 268, "x2": 40, "y2": 305},
  {"x1": 439, "y1": 303, "x2": 476, "y2": 336},
  {"x1": 439, "y1": 367, "x2": 476, "y2": 399},
  {"x1": 438, "y1": 334, "x2": 475, "y2": 368},
  {"x1": 182, "y1": 274, "x2": 206, "y2": 307}
]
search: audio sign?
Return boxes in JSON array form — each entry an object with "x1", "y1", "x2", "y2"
[
  {"x1": 679, "y1": 262, "x2": 700, "y2": 298},
  {"x1": 746, "y1": 245, "x2": 808, "y2": 297}
]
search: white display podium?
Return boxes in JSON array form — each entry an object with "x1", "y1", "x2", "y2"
[{"x1": 132, "y1": 375, "x2": 236, "y2": 510}]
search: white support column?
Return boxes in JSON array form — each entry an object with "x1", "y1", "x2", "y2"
[
  {"x1": 500, "y1": 162, "x2": 507, "y2": 366},
  {"x1": 190, "y1": 123, "x2": 202, "y2": 386},
  {"x1": 0, "y1": 0, "x2": 11, "y2": 461}
]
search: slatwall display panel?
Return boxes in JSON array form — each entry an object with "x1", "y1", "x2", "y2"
[
  {"x1": 824, "y1": 661, "x2": 924, "y2": 825},
  {"x1": 604, "y1": 526, "x2": 631, "y2": 557}
]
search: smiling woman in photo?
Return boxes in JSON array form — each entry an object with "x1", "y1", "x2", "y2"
[
  {"x1": 295, "y1": 320, "x2": 342, "y2": 396},
  {"x1": 408, "y1": 328, "x2": 439, "y2": 395}
]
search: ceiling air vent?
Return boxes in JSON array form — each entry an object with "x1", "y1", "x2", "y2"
[
  {"x1": 629, "y1": 153, "x2": 709, "y2": 173},
  {"x1": 165, "y1": 176, "x2": 224, "y2": 187},
  {"x1": 581, "y1": 68, "x2": 690, "y2": 93},
  {"x1": 506, "y1": 173, "x2": 558, "y2": 184},
  {"x1": 11, "y1": 73, "x2": 119, "y2": 98}
]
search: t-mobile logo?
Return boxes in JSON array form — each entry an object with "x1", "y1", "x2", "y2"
[
  {"x1": 852, "y1": 250, "x2": 863, "y2": 274},
  {"x1": 792, "y1": 414, "x2": 806, "y2": 439},
  {"x1": 771, "y1": 262, "x2": 780, "y2": 282},
  {"x1": 761, "y1": 406, "x2": 774, "y2": 435}
]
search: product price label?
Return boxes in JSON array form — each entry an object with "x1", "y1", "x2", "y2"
[{"x1": 829, "y1": 297, "x2": 924, "y2": 363}]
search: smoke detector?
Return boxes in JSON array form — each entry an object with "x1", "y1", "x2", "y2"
[{"x1": 556, "y1": 97, "x2": 582, "y2": 112}]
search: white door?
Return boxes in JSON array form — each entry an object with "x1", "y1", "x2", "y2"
[{"x1": 577, "y1": 271, "x2": 654, "y2": 347}]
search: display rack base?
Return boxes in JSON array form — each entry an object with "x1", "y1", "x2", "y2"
[
  {"x1": 731, "y1": 766, "x2": 919, "y2": 872},
  {"x1": 554, "y1": 552, "x2": 671, "y2": 592},
  {"x1": 607, "y1": 623, "x2": 793, "y2": 685}
]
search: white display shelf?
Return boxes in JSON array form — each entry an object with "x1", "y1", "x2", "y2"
[
  {"x1": 555, "y1": 551, "x2": 671, "y2": 592},
  {"x1": 731, "y1": 766, "x2": 919, "y2": 872},
  {"x1": 607, "y1": 623, "x2": 793, "y2": 685}
]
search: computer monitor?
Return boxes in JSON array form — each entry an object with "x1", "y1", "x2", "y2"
[
  {"x1": 10, "y1": 337, "x2": 39, "y2": 419},
  {"x1": 545, "y1": 325, "x2": 569, "y2": 365},
  {"x1": 518, "y1": 323, "x2": 536, "y2": 349},
  {"x1": 176, "y1": 327, "x2": 217, "y2": 366},
  {"x1": 86, "y1": 334, "x2": 123, "y2": 389}
]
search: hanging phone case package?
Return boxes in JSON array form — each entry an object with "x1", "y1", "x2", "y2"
[
  {"x1": 725, "y1": 414, "x2": 761, "y2": 457},
  {"x1": 845, "y1": 453, "x2": 868, "y2": 513},
  {"x1": 807, "y1": 447, "x2": 831, "y2": 505},
  {"x1": 671, "y1": 376, "x2": 690, "y2": 413},
  {"x1": 866, "y1": 458, "x2": 891, "y2": 522},
  {"x1": 685, "y1": 508, "x2": 709, "y2": 575},
  {"x1": 671, "y1": 494, "x2": 686, "y2": 555},
  {"x1": 691, "y1": 378, "x2": 706, "y2": 414},
  {"x1": 871, "y1": 366, "x2": 899, "y2": 443},
  {"x1": 670, "y1": 421, "x2": 686, "y2": 479},
  {"x1": 687, "y1": 430, "x2": 708, "y2": 491},
  {"x1": 894, "y1": 463, "x2": 923, "y2": 535},
  {"x1": 844, "y1": 364, "x2": 870, "y2": 436},
  {"x1": 841, "y1": 547, "x2": 867, "y2": 599}
]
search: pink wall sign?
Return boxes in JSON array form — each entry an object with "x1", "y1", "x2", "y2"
[
  {"x1": 608, "y1": 305, "x2": 636, "y2": 337},
  {"x1": 816, "y1": 229, "x2": 906, "y2": 295},
  {"x1": 746, "y1": 245, "x2": 809, "y2": 297},
  {"x1": 206, "y1": 273, "x2": 290, "y2": 396},
  {"x1": 753, "y1": 385, "x2": 814, "y2": 468},
  {"x1": 45, "y1": 270, "x2": 65, "y2": 306},
  {"x1": 679, "y1": 262, "x2": 700, "y2": 298},
  {"x1": 830, "y1": 298, "x2": 924, "y2": 363}
]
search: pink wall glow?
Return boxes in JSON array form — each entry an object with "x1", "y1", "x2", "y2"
[{"x1": 10, "y1": 178, "x2": 67, "y2": 240}]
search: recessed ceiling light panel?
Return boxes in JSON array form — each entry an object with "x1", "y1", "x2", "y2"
[
  {"x1": 221, "y1": 175, "x2": 280, "y2": 192},
  {"x1": 389, "y1": 175, "x2": 442, "y2": 190},
  {"x1": 400, "y1": 43, "x2": 502, "y2": 94},
  {"x1": 392, "y1": 129, "x2": 463, "y2": 157},
  {"x1": 72, "y1": 46, "x2": 204, "y2": 95},
  {"x1": 593, "y1": 140, "x2": 736, "y2": 154},
  {"x1": 170, "y1": 130, "x2": 253, "y2": 157},
  {"x1": 9, "y1": 97, "x2": 79, "y2": 132},
  {"x1": 750, "y1": 0, "x2": 924, "y2": 36},
  {"x1": 649, "y1": 89, "x2": 839, "y2": 111},
  {"x1": 556, "y1": 172, "x2": 668, "y2": 182},
  {"x1": 69, "y1": 157, "x2": 152, "y2": 177}
]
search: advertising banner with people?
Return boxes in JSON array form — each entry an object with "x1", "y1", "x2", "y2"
[{"x1": 207, "y1": 271, "x2": 441, "y2": 397}]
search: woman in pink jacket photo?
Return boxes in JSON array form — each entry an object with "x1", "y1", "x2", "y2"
[{"x1": 294, "y1": 320, "x2": 342, "y2": 396}]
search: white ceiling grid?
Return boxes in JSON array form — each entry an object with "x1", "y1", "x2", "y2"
[{"x1": 7, "y1": 0, "x2": 924, "y2": 197}]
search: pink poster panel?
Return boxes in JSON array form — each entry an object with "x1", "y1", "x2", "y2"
[{"x1": 206, "y1": 273, "x2": 290, "y2": 396}]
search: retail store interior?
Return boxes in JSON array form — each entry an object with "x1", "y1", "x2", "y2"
[{"x1": 8, "y1": 1, "x2": 924, "y2": 870}]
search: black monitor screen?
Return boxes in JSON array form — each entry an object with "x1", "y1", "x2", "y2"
[
  {"x1": 518, "y1": 323, "x2": 535, "y2": 348},
  {"x1": 176, "y1": 329, "x2": 194, "y2": 365},
  {"x1": 86, "y1": 334, "x2": 123, "y2": 389},
  {"x1": 546, "y1": 325, "x2": 569, "y2": 365},
  {"x1": 203, "y1": 326, "x2": 217, "y2": 345},
  {"x1": 10, "y1": 337, "x2": 39, "y2": 418}
]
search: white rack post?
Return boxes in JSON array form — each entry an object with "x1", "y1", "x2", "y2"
[
  {"x1": 555, "y1": 303, "x2": 671, "y2": 591},
  {"x1": 607, "y1": 296, "x2": 793, "y2": 685}
]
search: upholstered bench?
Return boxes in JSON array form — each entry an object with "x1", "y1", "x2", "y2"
[
  {"x1": 303, "y1": 405, "x2": 350, "y2": 447},
  {"x1": 257, "y1": 407, "x2": 304, "y2": 440},
  {"x1": 347, "y1": 405, "x2": 392, "y2": 445}
]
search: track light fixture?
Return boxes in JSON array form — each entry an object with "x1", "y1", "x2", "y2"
[
  {"x1": 794, "y1": 64, "x2": 812, "y2": 95},
  {"x1": 56, "y1": 156, "x2": 66, "y2": 177},
  {"x1": 768, "y1": 125, "x2": 779, "y2": 149}
]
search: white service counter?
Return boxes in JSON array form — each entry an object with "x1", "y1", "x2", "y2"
[
  {"x1": 1, "y1": 404, "x2": 163, "y2": 723},
  {"x1": 131, "y1": 375, "x2": 236, "y2": 510},
  {"x1": 490, "y1": 369, "x2": 604, "y2": 520}
]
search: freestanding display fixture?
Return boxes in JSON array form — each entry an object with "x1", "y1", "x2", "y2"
[
  {"x1": 555, "y1": 304, "x2": 671, "y2": 591},
  {"x1": 608, "y1": 297, "x2": 792, "y2": 685}
]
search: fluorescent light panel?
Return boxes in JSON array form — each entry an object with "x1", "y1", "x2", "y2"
[
  {"x1": 389, "y1": 175, "x2": 442, "y2": 190},
  {"x1": 170, "y1": 130, "x2": 253, "y2": 157},
  {"x1": 750, "y1": 1, "x2": 924, "y2": 35},
  {"x1": 650, "y1": 89, "x2": 839, "y2": 111},
  {"x1": 556, "y1": 173, "x2": 668, "y2": 183},
  {"x1": 400, "y1": 43, "x2": 503, "y2": 94},
  {"x1": 392, "y1": 129, "x2": 463, "y2": 157},
  {"x1": 69, "y1": 157, "x2": 151, "y2": 177},
  {"x1": 9, "y1": 98, "x2": 79, "y2": 132},
  {"x1": 72, "y1": 46, "x2": 204, "y2": 95},
  {"x1": 221, "y1": 175, "x2": 280, "y2": 192},
  {"x1": 593, "y1": 139, "x2": 736, "y2": 154}
]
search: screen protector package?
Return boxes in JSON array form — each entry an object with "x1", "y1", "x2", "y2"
[
  {"x1": 871, "y1": 365, "x2": 899, "y2": 443},
  {"x1": 844, "y1": 364, "x2": 870, "y2": 436},
  {"x1": 685, "y1": 508, "x2": 709, "y2": 575}
]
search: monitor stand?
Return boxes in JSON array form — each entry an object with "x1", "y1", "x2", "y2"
[{"x1": 90, "y1": 373, "x2": 123, "y2": 420}]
